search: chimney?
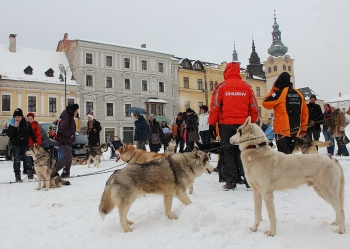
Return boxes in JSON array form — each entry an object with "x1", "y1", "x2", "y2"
[
  {"x1": 63, "y1": 33, "x2": 68, "y2": 40},
  {"x1": 141, "y1": 44, "x2": 146, "y2": 48},
  {"x1": 9, "y1": 34, "x2": 17, "y2": 52},
  {"x1": 339, "y1": 92, "x2": 341, "y2": 97}
]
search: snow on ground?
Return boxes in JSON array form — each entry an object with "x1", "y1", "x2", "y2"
[{"x1": 1, "y1": 141, "x2": 350, "y2": 249}]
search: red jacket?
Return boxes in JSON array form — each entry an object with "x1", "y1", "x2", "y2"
[
  {"x1": 28, "y1": 121, "x2": 42, "y2": 147},
  {"x1": 208, "y1": 62, "x2": 259, "y2": 125}
]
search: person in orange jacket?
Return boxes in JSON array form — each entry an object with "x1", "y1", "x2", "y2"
[
  {"x1": 262, "y1": 72, "x2": 308, "y2": 154},
  {"x1": 26, "y1": 112, "x2": 42, "y2": 148},
  {"x1": 209, "y1": 62, "x2": 259, "y2": 191}
]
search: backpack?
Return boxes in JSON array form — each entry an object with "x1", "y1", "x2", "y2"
[{"x1": 47, "y1": 119, "x2": 60, "y2": 142}]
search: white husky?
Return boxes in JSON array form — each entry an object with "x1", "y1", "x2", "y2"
[{"x1": 230, "y1": 117, "x2": 345, "y2": 236}]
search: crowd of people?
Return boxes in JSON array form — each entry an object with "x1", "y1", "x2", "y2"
[{"x1": 6, "y1": 63, "x2": 350, "y2": 184}]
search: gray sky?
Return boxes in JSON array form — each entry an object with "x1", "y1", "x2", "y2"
[{"x1": 1, "y1": 0, "x2": 349, "y2": 101}]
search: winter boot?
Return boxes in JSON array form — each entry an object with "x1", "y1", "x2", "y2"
[
  {"x1": 15, "y1": 174, "x2": 21, "y2": 182},
  {"x1": 61, "y1": 168, "x2": 70, "y2": 179}
]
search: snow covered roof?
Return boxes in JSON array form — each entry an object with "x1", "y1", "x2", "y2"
[
  {"x1": 0, "y1": 44, "x2": 77, "y2": 85},
  {"x1": 326, "y1": 93, "x2": 350, "y2": 103},
  {"x1": 145, "y1": 98, "x2": 168, "y2": 103},
  {"x1": 297, "y1": 87, "x2": 323, "y2": 100}
]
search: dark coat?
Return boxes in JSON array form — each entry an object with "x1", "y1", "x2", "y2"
[
  {"x1": 58, "y1": 110, "x2": 76, "y2": 146},
  {"x1": 307, "y1": 102, "x2": 323, "y2": 130},
  {"x1": 87, "y1": 119, "x2": 102, "y2": 146},
  {"x1": 186, "y1": 113, "x2": 198, "y2": 132},
  {"x1": 8, "y1": 118, "x2": 36, "y2": 146},
  {"x1": 148, "y1": 119, "x2": 163, "y2": 142},
  {"x1": 134, "y1": 115, "x2": 148, "y2": 141}
]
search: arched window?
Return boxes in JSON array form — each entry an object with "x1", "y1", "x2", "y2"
[
  {"x1": 283, "y1": 65, "x2": 286, "y2": 71},
  {"x1": 182, "y1": 59, "x2": 192, "y2": 70},
  {"x1": 288, "y1": 66, "x2": 291, "y2": 71},
  {"x1": 273, "y1": 66, "x2": 277, "y2": 72},
  {"x1": 268, "y1": 67, "x2": 271, "y2": 73},
  {"x1": 193, "y1": 61, "x2": 204, "y2": 71}
]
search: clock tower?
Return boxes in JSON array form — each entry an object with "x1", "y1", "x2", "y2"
[{"x1": 263, "y1": 13, "x2": 295, "y2": 122}]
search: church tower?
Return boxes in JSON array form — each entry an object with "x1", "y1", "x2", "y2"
[
  {"x1": 263, "y1": 12, "x2": 295, "y2": 122},
  {"x1": 246, "y1": 39, "x2": 266, "y2": 80}
]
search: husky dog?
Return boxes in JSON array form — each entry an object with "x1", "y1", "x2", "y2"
[
  {"x1": 99, "y1": 150, "x2": 214, "y2": 232},
  {"x1": 165, "y1": 139, "x2": 177, "y2": 155},
  {"x1": 117, "y1": 144, "x2": 167, "y2": 163},
  {"x1": 230, "y1": 117, "x2": 345, "y2": 236},
  {"x1": 293, "y1": 136, "x2": 332, "y2": 154},
  {"x1": 26, "y1": 145, "x2": 70, "y2": 191},
  {"x1": 85, "y1": 143, "x2": 107, "y2": 168}
]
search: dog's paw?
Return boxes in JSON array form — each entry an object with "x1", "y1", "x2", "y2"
[
  {"x1": 250, "y1": 225, "x2": 258, "y2": 232},
  {"x1": 264, "y1": 229, "x2": 276, "y2": 237},
  {"x1": 36, "y1": 187, "x2": 41, "y2": 190},
  {"x1": 127, "y1": 220, "x2": 134, "y2": 225},
  {"x1": 335, "y1": 227, "x2": 345, "y2": 234},
  {"x1": 167, "y1": 213, "x2": 178, "y2": 219},
  {"x1": 123, "y1": 227, "x2": 134, "y2": 233},
  {"x1": 45, "y1": 188, "x2": 49, "y2": 191}
]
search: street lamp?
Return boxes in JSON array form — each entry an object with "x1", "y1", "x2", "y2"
[{"x1": 59, "y1": 64, "x2": 75, "y2": 105}]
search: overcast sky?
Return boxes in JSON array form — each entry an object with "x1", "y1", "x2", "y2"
[{"x1": 1, "y1": 0, "x2": 349, "y2": 101}]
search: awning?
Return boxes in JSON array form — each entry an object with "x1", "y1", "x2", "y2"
[{"x1": 145, "y1": 98, "x2": 168, "y2": 104}]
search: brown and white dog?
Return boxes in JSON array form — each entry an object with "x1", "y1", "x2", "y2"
[
  {"x1": 85, "y1": 143, "x2": 108, "y2": 168},
  {"x1": 293, "y1": 137, "x2": 332, "y2": 154}
]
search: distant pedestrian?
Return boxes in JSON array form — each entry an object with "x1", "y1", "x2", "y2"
[
  {"x1": 148, "y1": 114, "x2": 163, "y2": 152},
  {"x1": 133, "y1": 111, "x2": 148, "y2": 150},
  {"x1": 198, "y1": 105, "x2": 211, "y2": 144},
  {"x1": 87, "y1": 112, "x2": 102, "y2": 147},
  {"x1": 26, "y1": 112, "x2": 42, "y2": 148},
  {"x1": 8, "y1": 108, "x2": 37, "y2": 182},
  {"x1": 171, "y1": 112, "x2": 186, "y2": 153},
  {"x1": 261, "y1": 123, "x2": 274, "y2": 147},
  {"x1": 161, "y1": 121, "x2": 172, "y2": 153},
  {"x1": 305, "y1": 94, "x2": 323, "y2": 142},
  {"x1": 185, "y1": 108, "x2": 198, "y2": 152},
  {"x1": 330, "y1": 106, "x2": 349, "y2": 156},
  {"x1": 323, "y1": 104, "x2": 335, "y2": 155}
]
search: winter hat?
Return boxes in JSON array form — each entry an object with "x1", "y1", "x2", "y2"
[
  {"x1": 27, "y1": 112, "x2": 35, "y2": 119},
  {"x1": 149, "y1": 114, "x2": 155, "y2": 118},
  {"x1": 186, "y1": 108, "x2": 194, "y2": 113},
  {"x1": 274, "y1": 72, "x2": 292, "y2": 89},
  {"x1": 66, "y1": 103, "x2": 79, "y2": 116},
  {"x1": 13, "y1": 108, "x2": 23, "y2": 117},
  {"x1": 87, "y1": 111, "x2": 94, "y2": 119},
  {"x1": 310, "y1": 94, "x2": 317, "y2": 100}
]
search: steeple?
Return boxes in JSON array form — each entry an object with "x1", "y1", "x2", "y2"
[
  {"x1": 267, "y1": 11, "x2": 288, "y2": 57},
  {"x1": 246, "y1": 39, "x2": 266, "y2": 79},
  {"x1": 232, "y1": 41, "x2": 239, "y2": 64}
]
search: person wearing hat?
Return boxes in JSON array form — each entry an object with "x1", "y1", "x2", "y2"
[
  {"x1": 26, "y1": 112, "x2": 42, "y2": 148},
  {"x1": 305, "y1": 94, "x2": 323, "y2": 143},
  {"x1": 148, "y1": 114, "x2": 164, "y2": 152},
  {"x1": 7, "y1": 108, "x2": 37, "y2": 182},
  {"x1": 55, "y1": 103, "x2": 79, "y2": 178},
  {"x1": 133, "y1": 111, "x2": 148, "y2": 150},
  {"x1": 170, "y1": 112, "x2": 186, "y2": 153},
  {"x1": 185, "y1": 108, "x2": 198, "y2": 152},
  {"x1": 330, "y1": 106, "x2": 349, "y2": 156},
  {"x1": 86, "y1": 112, "x2": 102, "y2": 147},
  {"x1": 263, "y1": 72, "x2": 309, "y2": 154}
]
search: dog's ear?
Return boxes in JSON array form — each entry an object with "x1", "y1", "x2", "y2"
[
  {"x1": 119, "y1": 144, "x2": 127, "y2": 153},
  {"x1": 244, "y1": 116, "x2": 251, "y2": 126}
]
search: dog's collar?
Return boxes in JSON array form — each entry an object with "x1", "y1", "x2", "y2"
[
  {"x1": 33, "y1": 155, "x2": 46, "y2": 163},
  {"x1": 125, "y1": 151, "x2": 137, "y2": 163},
  {"x1": 182, "y1": 154, "x2": 195, "y2": 174},
  {"x1": 245, "y1": 142, "x2": 267, "y2": 150}
]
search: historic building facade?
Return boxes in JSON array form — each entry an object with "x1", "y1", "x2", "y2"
[
  {"x1": 262, "y1": 15, "x2": 295, "y2": 123},
  {"x1": 0, "y1": 34, "x2": 79, "y2": 130},
  {"x1": 57, "y1": 34, "x2": 179, "y2": 143}
]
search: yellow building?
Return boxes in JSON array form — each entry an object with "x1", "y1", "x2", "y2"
[{"x1": 0, "y1": 35, "x2": 80, "y2": 130}]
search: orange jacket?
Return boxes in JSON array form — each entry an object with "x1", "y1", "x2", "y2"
[
  {"x1": 262, "y1": 86, "x2": 308, "y2": 137},
  {"x1": 209, "y1": 62, "x2": 259, "y2": 126},
  {"x1": 28, "y1": 121, "x2": 42, "y2": 147}
]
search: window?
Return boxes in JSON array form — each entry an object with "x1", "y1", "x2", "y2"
[
  {"x1": 258, "y1": 107, "x2": 261, "y2": 117},
  {"x1": 158, "y1": 62, "x2": 164, "y2": 73},
  {"x1": 182, "y1": 59, "x2": 192, "y2": 69},
  {"x1": 86, "y1": 53, "x2": 92, "y2": 64},
  {"x1": 283, "y1": 65, "x2": 286, "y2": 71},
  {"x1": 28, "y1": 96, "x2": 36, "y2": 112},
  {"x1": 157, "y1": 104, "x2": 164, "y2": 116},
  {"x1": 141, "y1": 60, "x2": 147, "y2": 71},
  {"x1": 184, "y1": 77, "x2": 189, "y2": 89},
  {"x1": 268, "y1": 67, "x2": 272, "y2": 73},
  {"x1": 67, "y1": 98, "x2": 74, "y2": 105},
  {"x1": 106, "y1": 76, "x2": 112, "y2": 88},
  {"x1": 125, "y1": 104, "x2": 131, "y2": 117},
  {"x1": 24, "y1": 66, "x2": 33, "y2": 75},
  {"x1": 198, "y1": 79, "x2": 203, "y2": 90},
  {"x1": 185, "y1": 101, "x2": 190, "y2": 110},
  {"x1": 159, "y1": 82, "x2": 164, "y2": 92},
  {"x1": 142, "y1": 80, "x2": 148, "y2": 91},
  {"x1": 86, "y1": 102, "x2": 93, "y2": 115},
  {"x1": 49, "y1": 97, "x2": 56, "y2": 113},
  {"x1": 288, "y1": 66, "x2": 291, "y2": 71},
  {"x1": 125, "y1": 78, "x2": 130, "y2": 89},
  {"x1": 107, "y1": 103, "x2": 113, "y2": 116},
  {"x1": 45, "y1": 68, "x2": 54, "y2": 77},
  {"x1": 2, "y1": 95, "x2": 10, "y2": 111},
  {"x1": 273, "y1": 65, "x2": 277, "y2": 72},
  {"x1": 256, "y1": 87, "x2": 260, "y2": 97},
  {"x1": 210, "y1": 81, "x2": 213, "y2": 91},
  {"x1": 106, "y1": 56, "x2": 112, "y2": 67},
  {"x1": 194, "y1": 62, "x2": 203, "y2": 71},
  {"x1": 150, "y1": 104, "x2": 156, "y2": 115},
  {"x1": 124, "y1": 58, "x2": 130, "y2": 69},
  {"x1": 86, "y1": 75, "x2": 93, "y2": 86}
]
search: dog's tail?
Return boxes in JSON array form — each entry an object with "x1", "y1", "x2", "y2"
[
  {"x1": 312, "y1": 140, "x2": 332, "y2": 148},
  {"x1": 99, "y1": 183, "x2": 115, "y2": 221},
  {"x1": 333, "y1": 158, "x2": 345, "y2": 209}
]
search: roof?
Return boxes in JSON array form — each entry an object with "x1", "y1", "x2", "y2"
[
  {"x1": 0, "y1": 44, "x2": 77, "y2": 85},
  {"x1": 297, "y1": 87, "x2": 323, "y2": 100},
  {"x1": 326, "y1": 93, "x2": 350, "y2": 103}
]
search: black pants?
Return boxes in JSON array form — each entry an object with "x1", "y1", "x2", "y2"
[
  {"x1": 200, "y1": 130, "x2": 211, "y2": 144},
  {"x1": 175, "y1": 136, "x2": 184, "y2": 152},
  {"x1": 275, "y1": 134, "x2": 296, "y2": 154},
  {"x1": 56, "y1": 145, "x2": 73, "y2": 174},
  {"x1": 219, "y1": 124, "x2": 244, "y2": 185}
]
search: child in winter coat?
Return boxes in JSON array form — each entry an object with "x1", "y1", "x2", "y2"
[
  {"x1": 26, "y1": 112, "x2": 42, "y2": 148},
  {"x1": 261, "y1": 123, "x2": 274, "y2": 147}
]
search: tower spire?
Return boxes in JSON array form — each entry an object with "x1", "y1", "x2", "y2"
[
  {"x1": 232, "y1": 41, "x2": 240, "y2": 64},
  {"x1": 268, "y1": 11, "x2": 288, "y2": 57}
]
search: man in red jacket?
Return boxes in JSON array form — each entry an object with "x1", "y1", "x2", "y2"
[{"x1": 209, "y1": 62, "x2": 259, "y2": 190}]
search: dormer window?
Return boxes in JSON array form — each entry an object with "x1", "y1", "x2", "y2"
[
  {"x1": 181, "y1": 59, "x2": 192, "y2": 70},
  {"x1": 193, "y1": 61, "x2": 204, "y2": 71},
  {"x1": 45, "y1": 68, "x2": 54, "y2": 77},
  {"x1": 24, "y1": 66, "x2": 33, "y2": 75}
]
